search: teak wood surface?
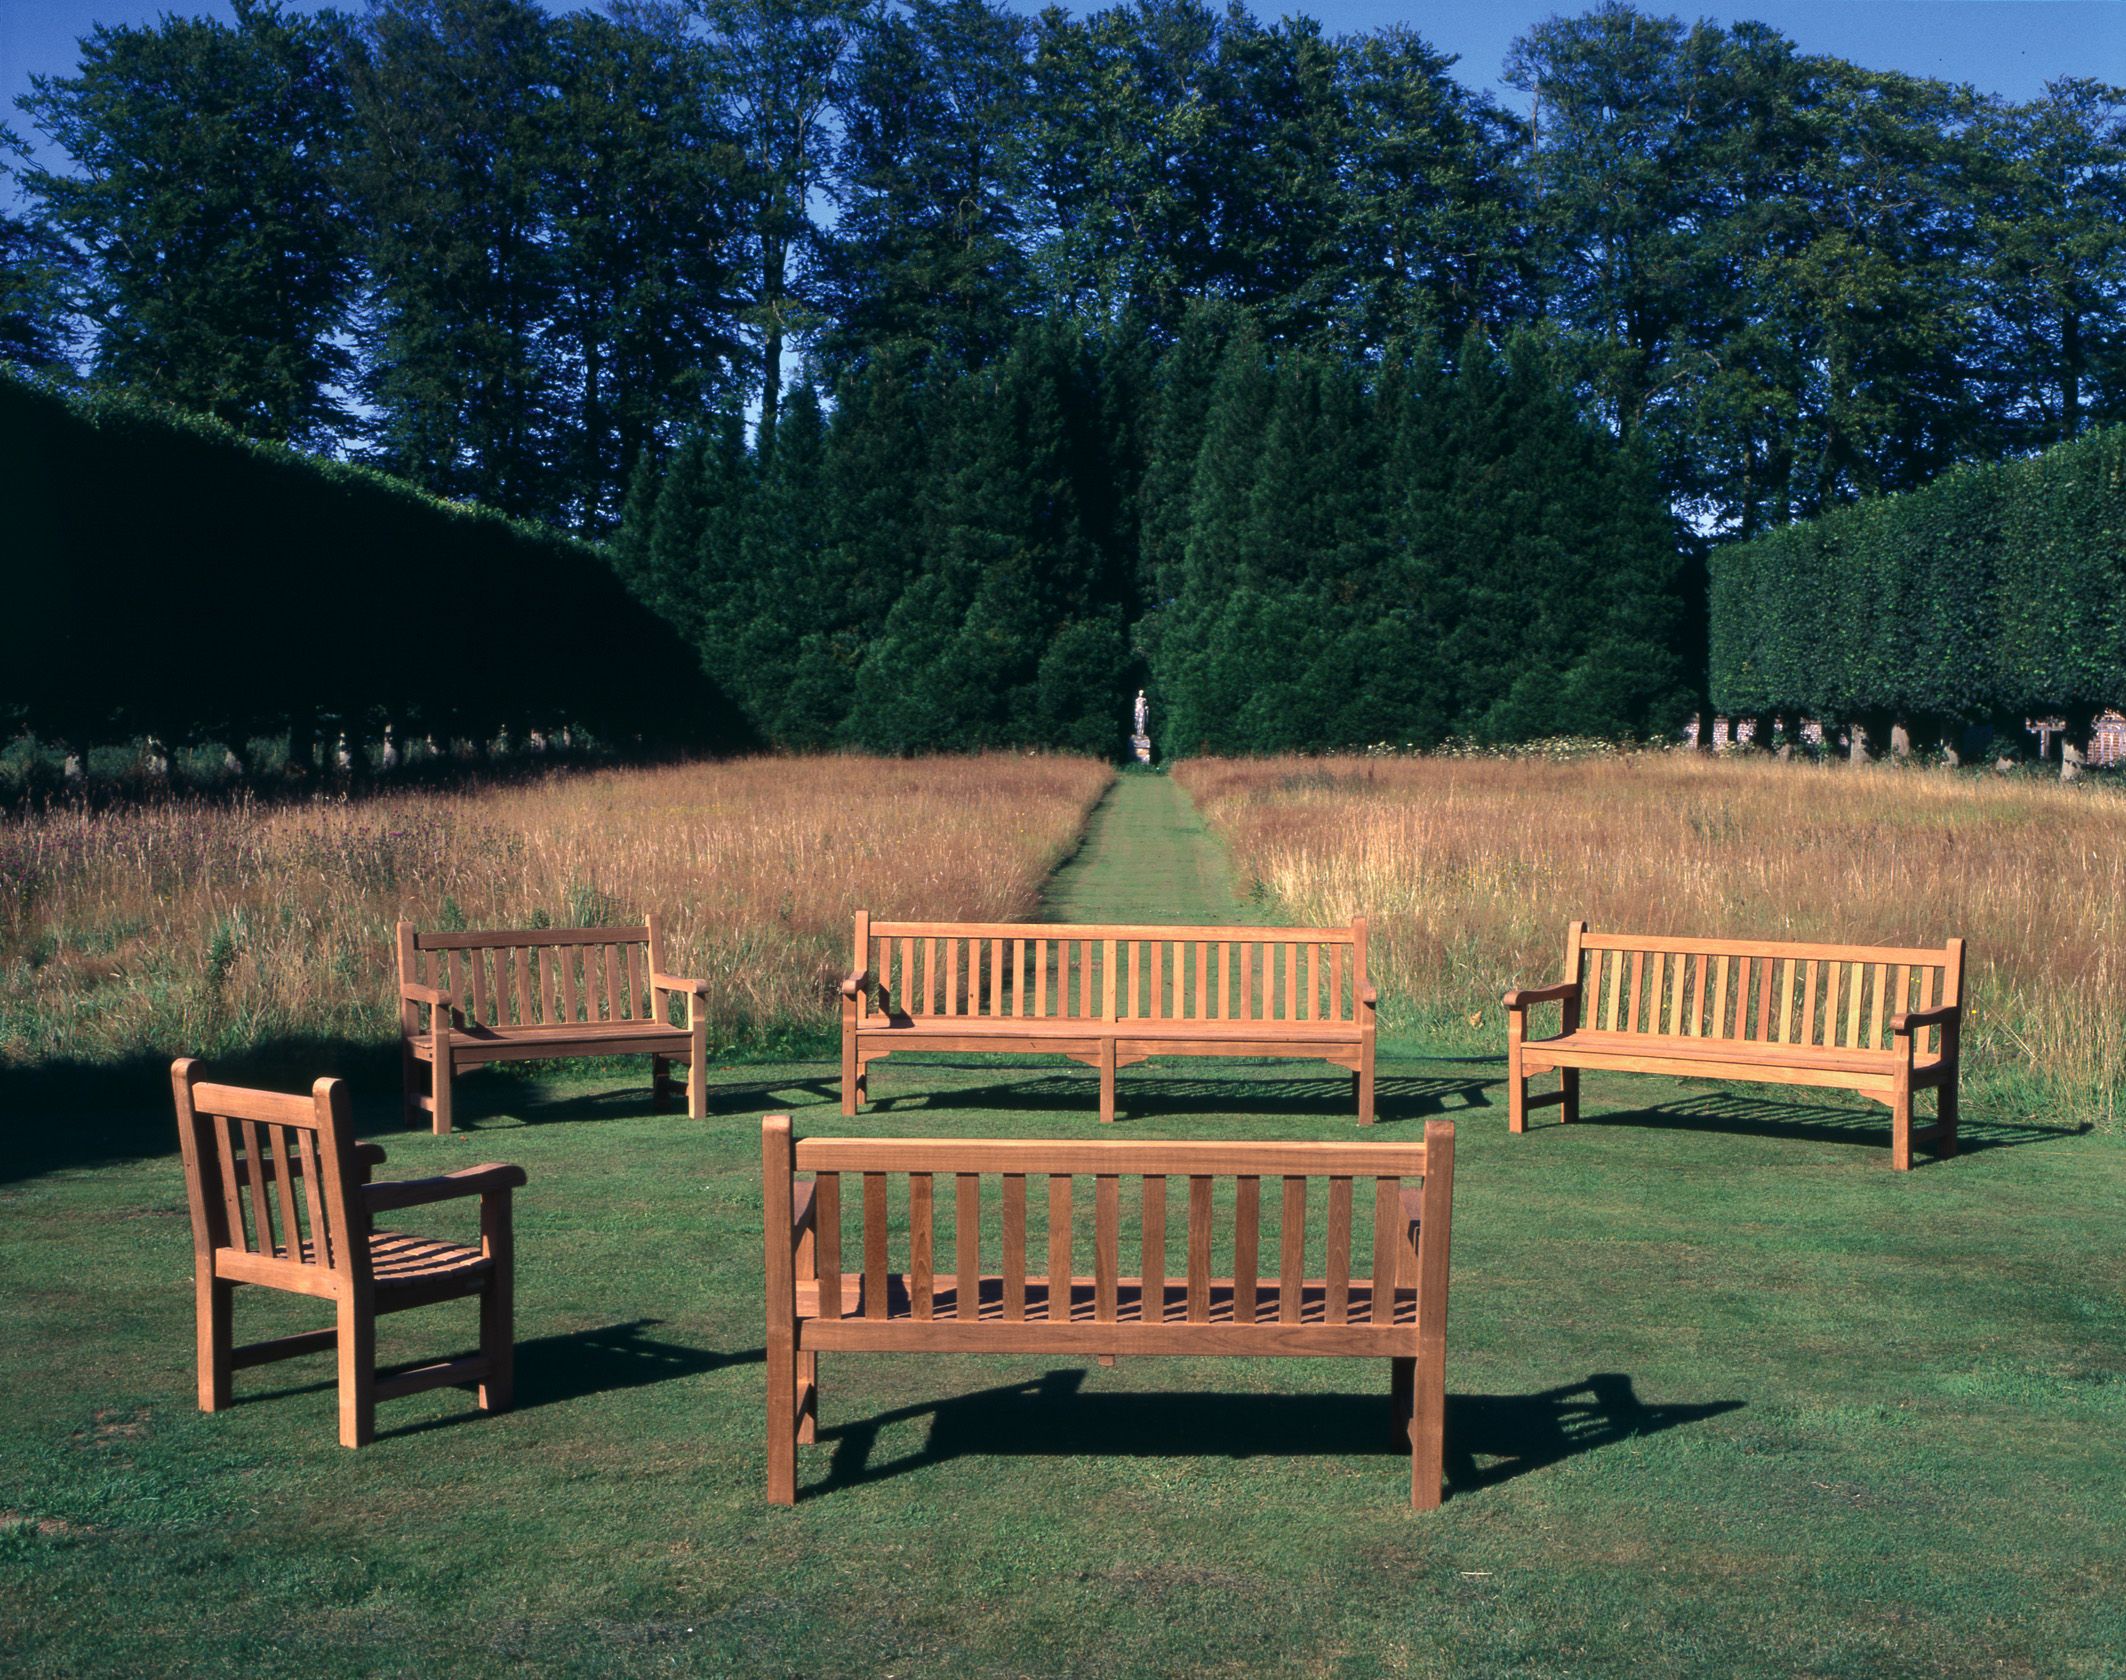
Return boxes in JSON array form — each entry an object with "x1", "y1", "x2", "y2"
[
  {"x1": 1502, "y1": 922, "x2": 1966, "y2": 1169},
  {"x1": 396, "y1": 917, "x2": 708, "y2": 1133},
  {"x1": 761, "y1": 1115, "x2": 1455, "y2": 1507},
  {"x1": 170, "y1": 1058, "x2": 525, "y2": 1447},
  {"x1": 838, "y1": 914, "x2": 1379, "y2": 1124}
]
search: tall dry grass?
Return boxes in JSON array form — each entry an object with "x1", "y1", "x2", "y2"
[
  {"x1": 0, "y1": 754, "x2": 1112, "y2": 1066},
  {"x1": 1175, "y1": 753, "x2": 2126, "y2": 1126}
]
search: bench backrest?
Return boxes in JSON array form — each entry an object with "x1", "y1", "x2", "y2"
[
  {"x1": 1564, "y1": 923, "x2": 1964, "y2": 1056},
  {"x1": 396, "y1": 918, "x2": 667, "y2": 1031},
  {"x1": 852, "y1": 915, "x2": 1369, "y2": 1028},
  {"x1": 172, "y1": 1058, "x2": 364, "y2": 1289},
  {"x1": 763, "y1": 1118, "x2": 1452, "y2": 1331}
]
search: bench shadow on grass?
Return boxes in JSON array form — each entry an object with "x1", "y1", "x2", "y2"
[
  {"x1": 811, "y1": 1368, "x2": 1740, "y2": 1503},
  {"x1": 1558, "y1": 1090, "x2": 2080, "y2": 1156},
  {"x1": 865, "y1": 1064, "x2": 1492, "y2": 1127},
  {"x1": 229, "y1": 1319, "x2": 764, "y2": 1440}
]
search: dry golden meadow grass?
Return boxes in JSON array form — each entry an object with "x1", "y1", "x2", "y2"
[
  {"x1": 0, "y1": 754, "x2": 1111, "y2": 1065},
  {"x1": 1175, "y1": 752, "x2": 2125, "y2": 1126}
]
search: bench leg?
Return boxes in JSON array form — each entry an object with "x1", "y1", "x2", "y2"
[
  {"x1": 1937, "y1": 1075, "x2": 1959, "y2": 1158},
  {"x1": 1357, "y1": 1042, "x2": 1376, "y2": 1126},
  {"x1": 431, "y1": 1052, "x2": 453, "y2": 1138},
  {"x1": 1099, "y1": 1040, "x2": 1117, "y2": 1124},
  {"x1": 1409, "y1": 1349, "x2": 1445, "y2": 1511},
  {"x1": 196, "y1": 1276, "x2": 232, "y2": 1413},
  {"x1": 1506, "y1": 1036, "x2": 1526, "y2": 1134},
  {"x1": 688, "y1": 1022, "x2": 709, "y2": 1121},
  {"x1": 1389, "y1": 1355, "x2": 1414, "y2": 1449},
  {"x1": 336, "y1": 1297, "x2": 375, "y2": 1450},
  {"x1": 478, "y1": 1197, "x2": 514, "y2": 1414},
  {"x1": 1891, "y1": 1065, "x2": 1914, "y2": 1171},
  {"x1": 766, "y1": 1338, "x2": 797, "y2": 1505},
  {"x1": 401, "y1": 1036, "x2": 421, "y2": 1130},
  {"x1": 651, "y1": 1053, "x2": 674, "y2": 1112},
  {"x1": 1560, "y1": 1066, "x2": 1580, "y2": 1125},
  {"x1": 841, "y1": 1030, "x2": 860, "y2": 1116},
  {"x1": 796, "y1": 1351, "x2": 818, "y2": 1444}
]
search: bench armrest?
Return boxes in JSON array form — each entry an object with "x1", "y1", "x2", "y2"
[
  {"x1": 1890, "y1": 1004, "x2": 1960, "y2": 1036},
  {"x1": 361, "y1": 1162, "x2": 526, "y2": 1214},
  {"x1": 353, "y1": 1142, "x2": 388, "y2": 1184},
  {"x1": 1503, "y1": 981, "x2": 1580, "y2": 1010},
  {"x1": 1359, "y1": 983, "x2": 1378, "y2": 1008},
  {"x1": 839, "y1": 968, "x2": 871, "y2": 1000},
  {"x1": 400, "y1": 982, "x2": 451, "y2": 1007},
  {"x1": 652, "y1": 972, "x2": 709, "y2": 997}
]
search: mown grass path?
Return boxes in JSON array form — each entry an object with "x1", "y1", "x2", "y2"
[{"x1": 1039, "y1": 770, "x2": 1253, "y2": 924}]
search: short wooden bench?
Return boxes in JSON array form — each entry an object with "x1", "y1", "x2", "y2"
[
  {"x1": 397, "y1": 918, "x2": 708, "y2": 1134},
  {"x1": 762, "y1": 1116, "x2": 1455, "y2": 1506},
  {"x1": 1504, "y1": 922, "x2": 1965, "y2": 1169},
  {"x1": 839, "y1": 914, "x2": 1378, "y2": 1123}
]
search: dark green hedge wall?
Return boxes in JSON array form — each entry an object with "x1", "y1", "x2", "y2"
[
  {"x1": 0, "y1": 374, "x2": 745, "y2": 757},
  {"x1": 1710, "y1": 426, "x2": 2126, "y2": 726}
]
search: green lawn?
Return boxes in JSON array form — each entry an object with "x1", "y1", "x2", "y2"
[
  {"x1": 4, "y1": 773, "x2": 2122, "y2": 1676},
  {"x1": 3, "y1": 1048, "x2": 2120, "y2": 1678}
]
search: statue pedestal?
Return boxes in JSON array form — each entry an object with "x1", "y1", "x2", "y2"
[{"x1": 1130, "y1": 731, "x2": 1151, "y2": 765}]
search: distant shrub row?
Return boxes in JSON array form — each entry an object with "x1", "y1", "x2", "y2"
[
  {"x1": 0, "y1": 374, "x2": 746, "y2": 771},
  {"x1": 1710, "y1": 426, "x2": 2126, "y2": 739}
]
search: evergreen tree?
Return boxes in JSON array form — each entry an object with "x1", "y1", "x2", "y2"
[{"x1": 17, "y1": 0, "x2": 357, "y2": 441}]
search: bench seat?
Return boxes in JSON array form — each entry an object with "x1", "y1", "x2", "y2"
[
  {"x1": 410, "y1": 1018, "x2": 693, "y2": 1065},
  {"x1": 1525, "y1": 1031, "x2": 1949, "y2": 1086},
  {"x1": 843, "y1": 914, "x2": 1378, "y2": 1123},
  {"x1": 1506, "y1": 923, "x2": 1966, "y2": 1168}
]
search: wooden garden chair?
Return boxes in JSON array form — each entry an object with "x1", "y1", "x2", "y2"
[{"x1": 171, "y1": 1058, "x2": 526, "y2": 1447}]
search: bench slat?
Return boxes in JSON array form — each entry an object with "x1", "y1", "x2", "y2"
[
  {"x1": 1372, "y1": 1178, "x2": 1400, "y2": 1325},
  {"x1": 1095, "y1": 1175, "x2": 1118, "y2": 1324},
  {"x1": 910, "y1": 1174, "x2": 933, "y2": 1320},
  {"x1": 1279, "y1": 1177, "x2": 1305, "y2": 1324},
  {"x1": 1187, "y1": 1176, "x2": 1212, "y2": 1322},
  {"x1": 955, "y1": 1174, "x2": 980, "y2": 1319},
  {"x1": 1234, "y1": 1177, "x2": 1260, "y2": 1326},
  {"x1": 1142, "y1": 1176, "x2": 1166, "y2": 1326},
  {"x1": 815, "y1": 1174, "x2": 842, "y2": 1320},
  {"x1": 1049, "y1": 1175, "x2": 1073, "y2": 1323},
  {"x1": 1002, "y1": 1175, "x2": 1027, "y2": 1320},
  {"x1": 863, "y1": 1174, "x2": 888, "y2": 1320},
  {"x1": 1326, "y1": 1178, "x2": 1352, "y2": 1325}
]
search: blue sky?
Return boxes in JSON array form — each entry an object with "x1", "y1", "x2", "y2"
[{"x1": 4, "y1": 0, "x2": 2122, "y2": 140}]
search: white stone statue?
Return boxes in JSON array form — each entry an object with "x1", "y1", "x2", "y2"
[{"x1": 1133, "y1": 690, "x2": 1149, "y2": 737}]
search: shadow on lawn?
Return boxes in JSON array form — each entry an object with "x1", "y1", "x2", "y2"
[
  {"x1": 811, "y1": 1368, "x2": 1739, "y2": 1502},
  {"x1": 1565, "y1": 1090, "x2": 2080, "y2": 1155},
  {"x1": 514, "y1": 1320, "x2": 763, "y2": 1410},
  {"x1": 230, "y1": 1320, "x2": 763, "y2": 1436},
  {"x1": 865, "y1": 1065, "x2": 1491, "y2": 1127}
]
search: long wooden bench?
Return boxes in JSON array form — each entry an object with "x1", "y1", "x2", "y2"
[
  {"x1": 397, "y1": 918, "x2": 708, "y2": 1134},
  {"x1": 839, "y1": 914, "x2": 1378, "y2": 1123},
  {"x1": 1504, "y1": 922, "x2": 1965, "y2": 1169},
  {"x1": 761, "y1": 1115, "x2": 1456, "y2": 1506}
]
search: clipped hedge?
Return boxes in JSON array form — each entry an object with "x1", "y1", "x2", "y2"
[
  {"x1": 1711, "y1": 426, "x2": 2126, "y2": 729},
  {"x1": 0, "y1": 373, "x2": 747, "y2": 760}
]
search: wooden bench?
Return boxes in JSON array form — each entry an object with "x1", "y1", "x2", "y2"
[
  {"x1": 762, "y1": 1116, "x2": 1455, "y2": 1506},
  {"x1": 839, "y1": 914, "x2": 1378, "y2": 1124},
  {"x1": 397, "y1": 917, "x2": 708, "y2": 1134},
  {"x1": 1504, "y1": 922, "x2": 1965, "y2": 1169}
]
